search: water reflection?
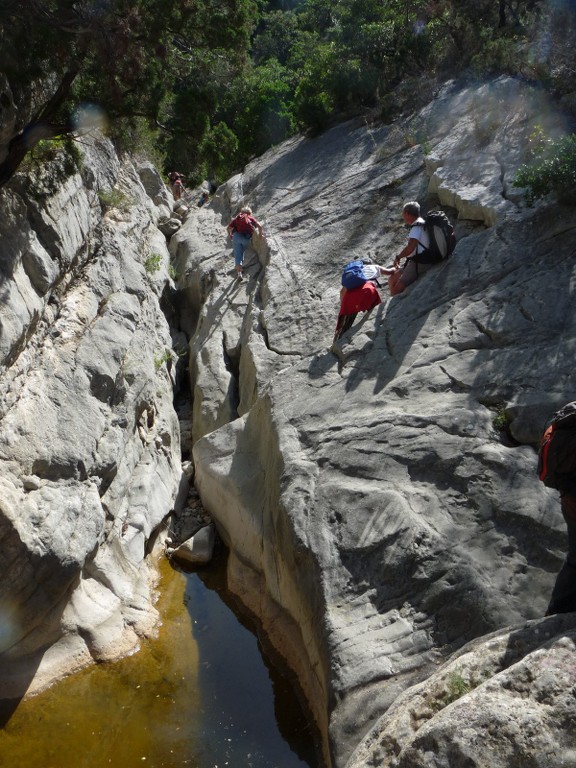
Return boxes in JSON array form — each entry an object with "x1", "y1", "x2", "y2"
[
  {"x1": 190, "y1": 548, "x2": 316, "y2": 767},
  {"x1": 0, "y1": 548, "x2": 316, "y2": 768}
]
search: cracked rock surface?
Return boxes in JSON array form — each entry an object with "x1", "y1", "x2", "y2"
[{"x1": 0, "y1": 140, "x2": 182, "y2": 697}]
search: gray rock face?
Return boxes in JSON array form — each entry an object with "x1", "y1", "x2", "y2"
[
  {"x1": 0, "y1": 136, "x2": 182, "y2": 696},
  {"x1": 346, "y1": 614, "x2": 576, "y2": 768},
  {"x1": 170, "y1": 78, "x2": 576, "y2": 766}
]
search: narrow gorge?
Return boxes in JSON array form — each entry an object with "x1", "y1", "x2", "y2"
[{"x1": 1, "y1": 76, "x2": 576, "y2": 768}]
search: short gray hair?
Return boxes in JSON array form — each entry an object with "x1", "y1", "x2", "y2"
[
  {"x1": 403, "y1": 201, "x2": 420, "y2": 218},
  {"x1": 240, "y1": 206, "x2": 252, "y2": 215}
]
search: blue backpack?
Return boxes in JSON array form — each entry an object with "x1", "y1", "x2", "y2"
[{"x1": 341, "y1": 260, "x2": 367, "y2": 290}]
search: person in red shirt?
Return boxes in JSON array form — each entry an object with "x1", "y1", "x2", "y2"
[
  {"x1": 334, "y1": 263, "x2": 389, "y2": 340},
  {"x1": 226, "y1": 207, "x2": 264, "y2": 280}
]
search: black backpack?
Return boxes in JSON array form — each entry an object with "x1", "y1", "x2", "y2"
[
  {"x1": 538, "y1": 401, "x2": 576, "y2": 491},
  {"x1": 414, "y1": 211, "x2": 456, "y2": 264}
]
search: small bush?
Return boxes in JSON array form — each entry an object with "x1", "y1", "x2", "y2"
[
  {"x1": 514, "y1": 133, "x2": 576, "y2": 205},
  {"x1": 98, "y1": 187, "x2": 132, "y2": 212},
  {"x1": 446, "y1": 672, "x2": 472, "y2": 702},
  {"x1": 144, "y1": 253, "x2": 163, "y2": 274},
  {"x1": 23, "y1": 137, "x2": 82, "y2": 200},
  {"x1": 154, "y1": 349, "x2": 173, "y2": 370},
  {"x1": 492, "y1": 405, "x2": 511, "y2": 433}
]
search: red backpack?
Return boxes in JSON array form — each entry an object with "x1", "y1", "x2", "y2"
[
  {"x1": 232, "y1": 212, "x2": 255, "y2": 235},
  {"x1": 538, "y1": 401, "x2": 576, "y2": 490}
]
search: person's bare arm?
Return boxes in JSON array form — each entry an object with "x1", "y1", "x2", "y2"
[{"x1": 393, "y1": 237, "x2": 418, "y2": 267}]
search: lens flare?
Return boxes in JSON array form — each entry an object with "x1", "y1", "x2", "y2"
[{"x1": 72, "y1": 103, "x2": 109, "y2": 135}]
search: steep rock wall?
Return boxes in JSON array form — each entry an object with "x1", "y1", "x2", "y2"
[
  {"x1": 0, "y1": 136, "x2": 183, "y2": 697},
  {"x1": 175, "y1": 77, "x2": 576, "y2": 767}
]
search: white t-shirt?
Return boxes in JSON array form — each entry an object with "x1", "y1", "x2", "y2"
[
  {"x1": 409, "y1": 218, "x2": 430, "y2": 255},
  {"x1": 361, "y1": 263, "x2": 381, "y2": 281}
]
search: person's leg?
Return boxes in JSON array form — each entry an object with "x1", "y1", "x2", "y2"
[
  {"x1": 232, "y1": 233, "x2": 250, "y2": 277},
  {"x1": 389, "y1": 260, "x2": 436, "y2": 295},
  {"x1": 388, "y1": 270, "x2": 405, "y2": 295},
  {"x1": 334, "y1": 313, "x2": 357, "y2": 341},
  {"x1": 546, "y1": 494, "x2": 576, "y2": 615}
]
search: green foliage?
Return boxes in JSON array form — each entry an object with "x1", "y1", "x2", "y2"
[
  {"x1": 446, "y1": 672, "x2": 473, "y2": 703},
  {"x1": 112, "y1": 116, "x2": 166, "y2": 169},
  {"x1": 22, "y1": 137, "x2": 82, "y2": 200},
  {"x1": 432, "y1": 669, "x2": 492, "y2": 712},
  {"x1": 154, "y1": 348, "x2": 173, "y2": 371},
  {"x1": 253, "y1": 10, "x2": 300, "y2": 66},
  {"x1": 98, "y1": 188, "x2": 132, "y2": 212},
  {"x1": 470, "y1": 33, "x2": 528, "y2": 77},
  {"x1": 0, "y1": 0, "x2": 557, "y2": 189},
  {"x1": 227, "y1": 59, "x2": 296, "y2": 156},
  {"x1": 144, "y1": 253, "x2": 163, "y2": 274},
  {"x1": 197, "y1": 122, "x2": 240, "y2": 186},
  {"x1": 514, "y1": 133, "x2": 576, "y2": 205},
  {"x1": 0, "y1": 0, "x2": 255, "y2": 187},
  {"x1": 492, "y1": 405, "x2": 512, "y2": 433},
  {"x1": 403, "y1": 130, "x2": 429, "y2": 151}
]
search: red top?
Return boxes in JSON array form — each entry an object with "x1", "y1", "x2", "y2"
[{"x1": 339, "y1": 282, "x2": 381, "y2": 316}]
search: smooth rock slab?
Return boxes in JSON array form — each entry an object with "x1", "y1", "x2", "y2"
[{"x1": 187, "y1": 78, "x2": 575, "y2": 767}]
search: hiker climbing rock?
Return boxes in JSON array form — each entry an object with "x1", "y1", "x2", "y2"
[
  {"x1": 226, "y1": 206, "x2": 263, "y2": 280},
  {"x1": 538, "y1": 402, "x2": 576, "y2": 615},
  {"x1": 168, "y1": 171, "x2": 185, "y2": 201},
  {"x1": 333, "y1": 260, "x2": 388, "y2": 340},
  {"x1": 387, "y1": 201, "x2": 455, "y2": 296}
]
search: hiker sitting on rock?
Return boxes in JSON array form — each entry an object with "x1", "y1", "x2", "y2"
[
  {"x1": 226, "y1": 206, "x2": 263, "y2": 281},
  {"x1": 387, "y1": 201, "x2": 434, "y2": 296},
  {"x1": 334, "y1": 261, "x2": 388, "y2": 341}
]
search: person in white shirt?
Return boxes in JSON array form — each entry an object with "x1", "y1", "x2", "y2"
[{"x1": 387, "y1": 201, "x2": 435, "y2": 295}]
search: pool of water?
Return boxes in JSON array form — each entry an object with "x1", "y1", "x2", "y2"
[{"x1": 0, "y1": 548, "x2": 317, "y2": 768}]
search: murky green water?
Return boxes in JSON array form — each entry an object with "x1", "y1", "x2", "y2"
[{"x1": 0, "y1": 549, "x2": 317, "y2": 768}]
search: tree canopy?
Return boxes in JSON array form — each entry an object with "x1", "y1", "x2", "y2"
[
  {"x1": 0, "y1": 0, "x2": 254, "y2": 186},
  {"x1": 0, "y1": 0, "x2": 573, "y2": 189}
]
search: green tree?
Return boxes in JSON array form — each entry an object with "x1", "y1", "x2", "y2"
[
  {"x1": 514, "y1": 133, "x2": 576, "y2": 205},
  {"x1": 222, "y1": 59, "x2": 295, "y2": 159},
  {"x1": 0, "y1": 0, "x2": 254, "y2": 188}
]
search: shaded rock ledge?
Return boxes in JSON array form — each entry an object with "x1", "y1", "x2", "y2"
[{"x1": 167, "y1": 77, "x2": 576, "y2": 767}]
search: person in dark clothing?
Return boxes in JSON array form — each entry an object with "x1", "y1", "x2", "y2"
[{"x1": 546, "y1": 487, "x2": 576, "y2": 615}]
